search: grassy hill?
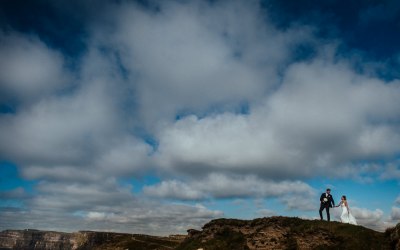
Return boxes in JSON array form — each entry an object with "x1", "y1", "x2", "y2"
[{"x1": 177, "y1": 216, "x2": 400, "y2": 250}]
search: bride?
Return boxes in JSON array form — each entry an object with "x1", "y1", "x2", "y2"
[{"x1": 336, "y1": 195, "x2": 357, "y2": 225}]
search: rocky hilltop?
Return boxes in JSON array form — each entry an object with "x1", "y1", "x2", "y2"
[
  {"x1": 178, "y1": 217, "x2": 400, "y2": 250},
  {"x1": 1, "y1": 217, "x2": 399, "y2": 250}
]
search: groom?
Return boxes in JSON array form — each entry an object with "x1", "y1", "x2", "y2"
[{"x1": 319, "y1": 188, "x2": 335, "y2": 221}]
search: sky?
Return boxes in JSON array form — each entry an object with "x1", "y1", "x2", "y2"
[{"x1": 0, "y1": 0, "x2": 400, "y2": 235}]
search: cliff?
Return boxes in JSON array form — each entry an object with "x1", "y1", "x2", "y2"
[
  {"x1": 0, "y1": 230, "x2": 74, "y2": 250},
  {"x1": 0, "y1": 229, "x2": 183, "y2": 250}
]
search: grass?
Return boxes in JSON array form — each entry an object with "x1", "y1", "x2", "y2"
[
  {"x1": 84, "y1": 234, "x2": 181, "y2": 250},
  {"x1": 176, "y1": 227, "x2": 249, "y2": 250}
]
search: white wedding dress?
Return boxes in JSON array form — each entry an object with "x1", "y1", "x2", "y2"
[{"x1": 340, "y1": 202, "x2": 357, "y2": 225}]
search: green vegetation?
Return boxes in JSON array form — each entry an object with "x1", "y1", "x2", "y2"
[
  {"x1": 176, "y1": 227, "x2": 249, "y2": 250},
  {"x1": 80, "y1": 234, "x2": 181, "y2": 250}
]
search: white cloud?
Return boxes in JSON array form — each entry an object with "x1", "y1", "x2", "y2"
[
  {"x1": 0, "y1": 180, "x2": 222, "y2": 235},
  {"x1": 0, "y1": 46, "x2": 151, "y2": 182},
  {"x1": 31, "y1": 180, "x2": 134, "y2": 212},
  {"x1": 21, "y1": 165, "x2": 103, "y2": 183},
  {"x1": 95, "y1": 137, "x2": 153, "y2": 177},
  {"x1": 143, "y1": 180, "x2": 206, "y2": 201},
  {"x1": 351, "y1": 207, "x2": 386, "y2": 231},
  {"x1": 279, "y1": 195, "x2": 316, "y2": 211},
  {"x1": 110, "y1": 0, "x2": 312, "y2": 128},
  {"x1": 390, "y1": 206, "x2": 400, "y2": 220},
  {"x1": 143, "y1": 173, "x2": 316, "y2": 208},
  {"x1": 0, "y1": 32, "x2": 70, "y2": 103},
  {"x1": 154, "y1": 58, "x2": 400, "y2": 179},
  {"x1": 0, "y1": 202, "x2": 222, "y2": 235},
  {"x1": 332, "y1": 205, "x2": 393, "y2": 231},
  {"x1": 0, "y1": 83, "x2": 117, "y2": 167},
  {"x1": 380, "y1": 161, "x2": 400, "y2": 180},
  {"x1": 257, "y1": 208, "x2": 276, "y2": 217},
  {"x1": 87, "y1": 211, "x2": 109, "y2": 221}
]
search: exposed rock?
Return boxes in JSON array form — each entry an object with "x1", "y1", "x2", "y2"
[
  {"x1": 176, "y1": 216, "x2": 395, "y2": 250},
  {"x1": 0, "y1": 230, "x2": 184, "y2": 250},
  {"x1": 0, "y1": 229, "x2": 75, "y2": 250},
  {"x1": 187, "y1": 229, "x2": 201, "y2": 238},
  {"x1": 387, "y1": 223, "x2": 400, "y2": 250}
]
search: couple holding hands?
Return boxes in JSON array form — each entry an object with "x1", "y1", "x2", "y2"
[{"x1": 319, "y1": 188, "x2": 357, "y2": 225}]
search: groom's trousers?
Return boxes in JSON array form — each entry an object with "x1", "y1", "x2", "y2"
[{"x1": 319, "y1": 203, "x2": 330, "y2": 221}]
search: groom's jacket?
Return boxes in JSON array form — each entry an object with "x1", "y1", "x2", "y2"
[{"x1": 320, "y1": 193, "x2": 335, "y2": 207}]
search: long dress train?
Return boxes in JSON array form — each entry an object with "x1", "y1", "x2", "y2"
[{"x1": 340, "y1": 203, "x2": 357, "y2": 225}]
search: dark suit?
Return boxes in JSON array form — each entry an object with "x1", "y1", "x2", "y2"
[{"x1": 319, "y1": 192, "x2": 335, "y2": 221}]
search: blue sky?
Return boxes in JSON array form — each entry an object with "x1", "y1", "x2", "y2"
[{"x1": 1, "y1": 0, "x2": 400, "y2": 235}]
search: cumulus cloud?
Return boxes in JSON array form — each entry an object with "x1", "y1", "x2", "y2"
[
  {"x1": 351, "y1": 207, "x2": 385, "y2": 231},
  {"x1": 143, "y1": 173, "x2": 316, "y2": 209},
  {"x1": 0, "y1": 83, "x2": 115, "y2": 166},
  {"x1": 154, "y1": 58, "x2": 400, "y2": 179},
  {"x1": 387, "y1": 207, "x2": 400, "y2": 227},
  {"x1": 0, "y1": 45, "x2": 153, "y2": 182},
  {"x1": 279, "y1": 195, "x2": 316, "y2": 211},
  {"x1": 390, "y1": 207, "x2": 400, "y2": 221},
  {"x1": 109, "y1": 0, "x2": 312, "y2": 127},
  {"x1": 331, "y1": 207, "x2": 393, "y2": 231},
  {"x1": 0, "y1": 32, "x2": 70, "y2": 103},
  {"x1": 143, "y1": 180, "x2": 206, "y2": 201}
]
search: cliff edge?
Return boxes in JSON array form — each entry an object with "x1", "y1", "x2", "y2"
[{"x1": 0, "y1": 230, "x2": 183, "y2": 250}]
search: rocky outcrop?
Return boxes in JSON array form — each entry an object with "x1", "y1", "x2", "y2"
[
  {"x1": 387, "y1": 223, "x2": 400, "y2": 250},
  {"x1": 176, "y1": 216, "x2": 395, "y2": 250}
]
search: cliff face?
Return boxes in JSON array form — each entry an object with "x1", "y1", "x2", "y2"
[
  {"x1": 0, "y1": 230, "x2": 75, "y2": 250},
  {"x1": 0, "y1": 230, "x2": 183, "y2": 250}
]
